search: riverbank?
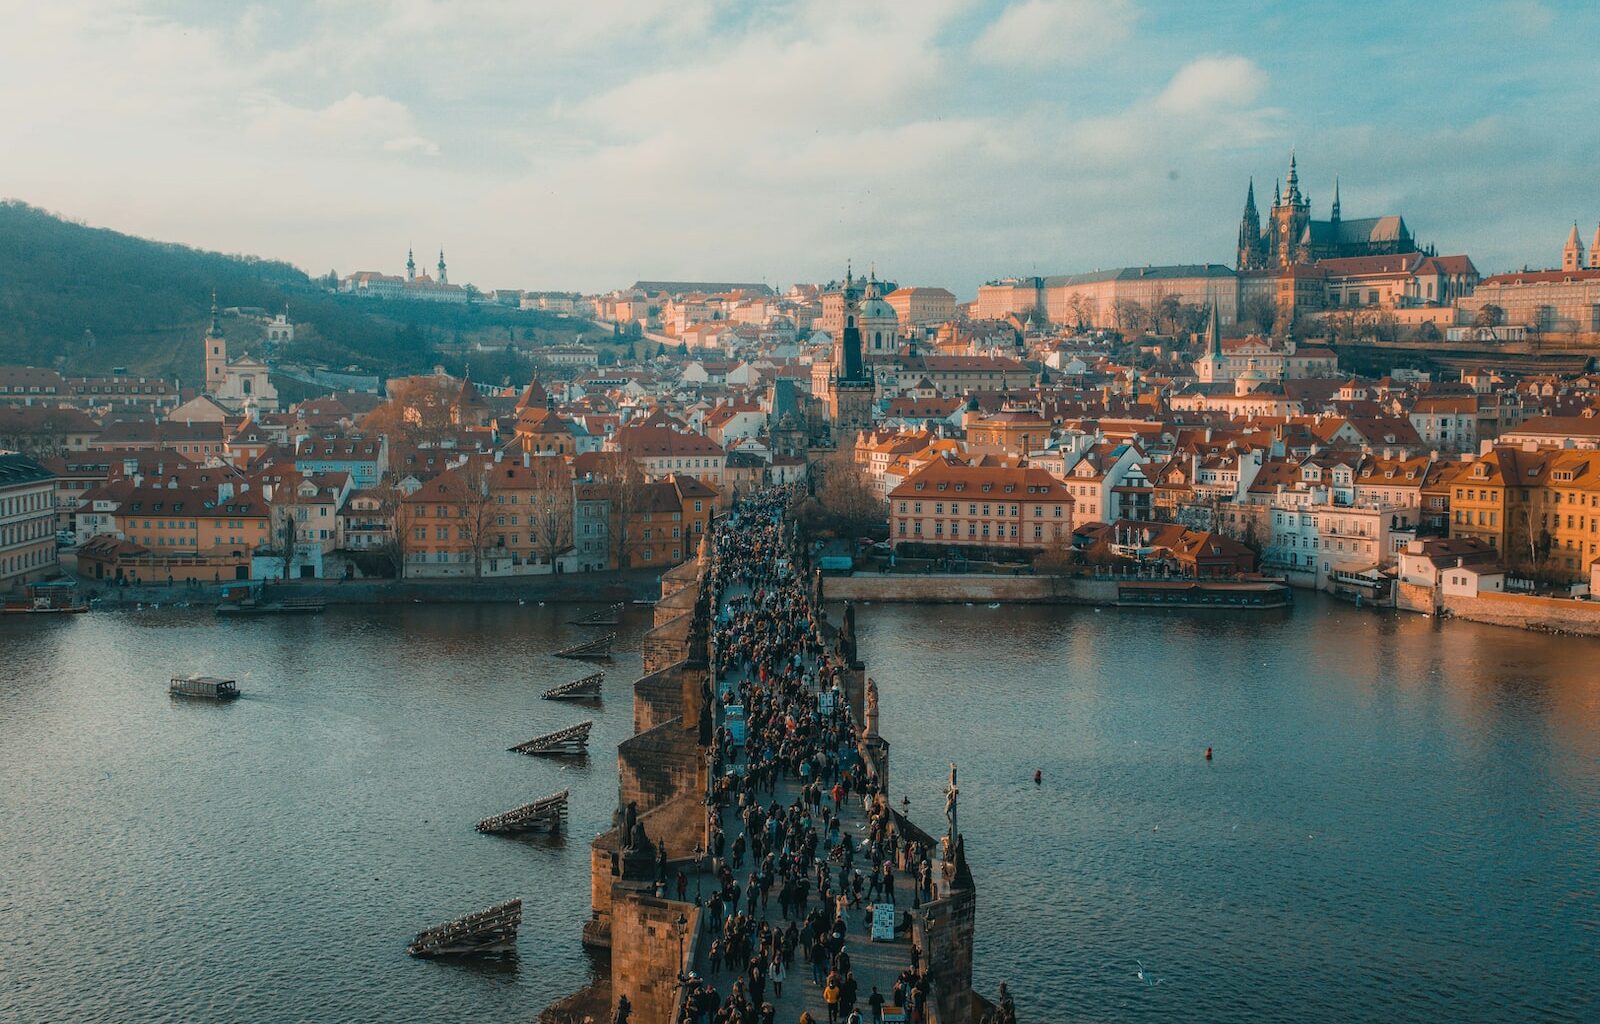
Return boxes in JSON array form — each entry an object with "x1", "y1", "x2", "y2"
[{"x1": 74, "y1": 569, "x2": 661, "y2": 609}]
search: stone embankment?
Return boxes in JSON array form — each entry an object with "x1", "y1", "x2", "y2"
[
  {"x1": 74, "y1": 569, "x2": 659, "y2": 609},
  {"x1": 1442, "y1": 591, "x2": 1600, "y2": 636},
  {"x1": 822, "y1": 572, "x2": 1118, "y2": 604}
]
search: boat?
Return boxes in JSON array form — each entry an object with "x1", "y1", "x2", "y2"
[
  {"x1": 3, "y1": 581, "x2": 89, "y2": 614},
  {"x1": 216, "y1": 596, "x2": 325, "y2": 616},
  {"x1": 477, "y1": 790, "x2": 569, "y2": 834},
  {"x1": 170, "y1": 674, "x2": 240, "y2": 700},
  {"x1": 407, "y1": 898, "x2": 522, "y2": 958},
  {"x1": 567, "y1": 602, "x2": 623, "y2": 626},
  {"x1": 509, "y1": 721, "x2": 593, "y2": 756},
  {"x1": 542, "y1": 672, "x2": 604, "y2": 700},
  {"x1": 553, "y1": 632, "x2": 614, "y2": 660}
]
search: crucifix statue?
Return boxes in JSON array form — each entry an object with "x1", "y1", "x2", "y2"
[{"x1": 943, "y1": 762, "x2": 959, "y2": 845}]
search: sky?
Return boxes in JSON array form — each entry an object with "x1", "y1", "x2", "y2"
[{"x1": 3, "y1": 0, "x2": 1597, "y2": 298}]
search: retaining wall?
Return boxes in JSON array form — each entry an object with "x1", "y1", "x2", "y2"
[
  {"x1": 822, "y1": 573, "x2": 1120, "y2": 604},
  {"x1": 1443, "y1": 591, "x2": 1600, "y2": 635}
]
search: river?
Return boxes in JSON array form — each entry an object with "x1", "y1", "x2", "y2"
[{"x1": 1, "y1": 596, "x2": 1595, "y2": 1022}]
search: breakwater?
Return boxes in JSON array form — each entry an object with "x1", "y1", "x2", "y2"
[{"x1": 543, "y1": 495, "x2": 996, "y2": 1023}]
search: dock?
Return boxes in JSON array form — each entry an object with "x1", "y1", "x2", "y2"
[
  {"x1": 553, "y1": 632, "x2": 614, "y2": 660},
  {"x1": 542, "y1": 671, "x2": 604, "y2": 700},
  {"x1": 509, "y1": 721, "x2": 592, "y2": 756},
  {"x1": 407, "y1": 898, "x2": 522, "y2": 958},
  {"x1": 476, "y1": 790, "x2": 569, "y2": 834}
]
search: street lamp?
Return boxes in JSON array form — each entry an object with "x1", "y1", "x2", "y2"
[{"x1": 675, "y1": 911, "x2": 689, "y2": 981}]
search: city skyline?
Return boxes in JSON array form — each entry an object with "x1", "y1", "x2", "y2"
[{"x1": 4, "y1": 1, "x2": 1597, "y2": 294}]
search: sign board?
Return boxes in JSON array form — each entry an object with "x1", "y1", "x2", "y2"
[
  {"x1": 882, "y1": 1008, "x2": 907, "y2": 1023},
  {"x1": 725, "y1": 705, "x2": 746, "y2": 745},
  {"x1": 818, "y1": 690, "x2": 836, "y2": 716},
  {"x1": 871, "y1": 903, "x2": 896, "y2": 942}
]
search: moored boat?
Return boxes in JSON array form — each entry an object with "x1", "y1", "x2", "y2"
[{"x1": 170, "y1": 674, "x2": 240, "y2": 700}]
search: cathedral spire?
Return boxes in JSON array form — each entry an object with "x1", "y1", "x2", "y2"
[
  {"x1": 1331, "y1": 177, "x2": 1341, "y2": 222},
  {"x1": 1285, "y1": 150, "x2": 1301, "y2": 204},
  {"x1": 1206, "y1": 302, "x2": 1222, "y2": 357}
]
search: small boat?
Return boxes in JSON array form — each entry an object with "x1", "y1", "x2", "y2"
[
  {"x1": 170, "y1": 674, "x2": 240, "y2": 700},
  {"x1": 217, "y1": 597, "x2": 325, "y2": 616},
  {"x1": 542, "y1": 672, "x2": 604, "y2": 700},
  {"x1": 553, "y1": 632, "x2": 614, "y2": 660},
  {"x1": 408, "y1": 898, "x2": 522, "y2": 958},
  {"x1": 509, "y1": 721, "x2": 592, "y2": 756},
  {"x1": 568, "y1": 602, "x2": 623, "y2": 626},
  {"x1": 477, "y1": 790, "x2": 569, "y2": 834}
]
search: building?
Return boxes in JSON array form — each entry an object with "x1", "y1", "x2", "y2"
[
  {"x1": 341, "y1": 248, "x2": 469, "y2": 303},
  {"x1": 888, "y1": 461, "x2": 1076, "y2": 551},
  {"x1": 0, "y1": 453, "x2": 57, "y2": 590},
  {"x1": 293, "y1": 434, "x2": 389, "y2": 489},
  {"x1": 1236, "y1": 154, "x2": 1417, "y2": 270},
  {"x1": 977, "y1": 265, "x2": 1240, "y2": 328},
  {"x1": 809, "y1": 266, "x2": 878, "y2": 439},
  {"x1": 1459, "y1": 265, "x2": 1600, "y2": 334},
  {"x1": 885, "y1": 287, "x2": 957, "y2": 327},
  {"x1": 201, "y1": 296, "x2": 279, "y2": 413}
]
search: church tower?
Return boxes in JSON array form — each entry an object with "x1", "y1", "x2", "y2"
[
  {"x1": 1590, "y1": 224, "x2": 1600, "y2": 269},
  {"x1": 437, "y1": 248, "x2": 448, "y2": 286},
  {"x1": 204, "y1": 291, "x2": 228, "y2": 394},
  {"x1": 406, "y1": 247, "x2": 416, "y2": 281},
  {"x1": 1563, "y1": 223, "x2": 1584, "y2": 272},
  {"x1": 1270, "y1": 151, "x2": 1311, "y2": 267},
  {"x1": 1330, "y1": 177, "x2": 1341, "y2": 224},
  {"x1": 1236, "y1": 178, "x2": 1263, "y2": 270},
  {"x1": 829, "y1": 263, "x2": 876, "y2": 440}
]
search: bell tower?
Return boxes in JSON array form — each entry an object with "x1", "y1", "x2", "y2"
[{"x1": 204, "y1": 290, "x2": 228, "y2": 394}]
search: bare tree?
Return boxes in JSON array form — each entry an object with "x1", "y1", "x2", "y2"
[
  {"x1": 594, "y1": 451, "x2": 648, "y2": 569},
  {"x1": 809, "y1": 449, "x2": 884, "y2": 546},
  {"x1": 377, "y1": 478, "x2": 418, "y2": 579},
  {"x1": 1240, "y1": 294, "x2": 1277, "y2": 336},
  {"x1": 1473, "y1": 303, "x2": 1505, "y2": 329},
  {"x1": 451, "y1": 457, "x2": 499, "y2": 578},
  {"x1": 528, "y1": 455, "x2": 575, "y2": 571},
  {"x1": 360, "y1": 376, "x2": 461, "y2": 446}
]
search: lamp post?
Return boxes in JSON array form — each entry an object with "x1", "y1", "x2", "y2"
[{"x1": 675, "y1": 910, "x2": 689, "y2": 981}]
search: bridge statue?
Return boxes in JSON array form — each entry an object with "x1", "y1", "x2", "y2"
[{"x1": 943, "y1": 762, "x2": 959, "y2": 848}]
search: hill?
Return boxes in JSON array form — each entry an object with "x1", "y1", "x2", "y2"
[{"x1": 0, "y1": 201, "x2": 590, "y2": 383}]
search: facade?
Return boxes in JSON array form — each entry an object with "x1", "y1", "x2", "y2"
[
  {"x1": 0, "y1": 453, "x2": 57, "y2": 590},
  {"x1": 888, "y1": 461, "x2": 1075, "y2": 550},
  {"x1": 1459, "y1": 267, "x2": 1600, "y2": 333},
  {"x1": 202, "y1": 297, "x2": 280, "y2": 413},
  {"x1": 885, "y1": 287, "x2": 956, "y2": 327},
  {"x1": 977, "y1": 266, "x2": 1240, "y2": 328}
]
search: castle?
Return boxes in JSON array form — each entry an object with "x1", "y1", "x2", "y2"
[{"x1": 1236, "y1": 153, "x2": 1419, "y2": 270}]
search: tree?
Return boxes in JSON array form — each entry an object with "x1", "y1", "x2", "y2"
[
  {"x1": 360, "y1": 375, "x2": 460, "y2": 446},
  {"x1": 1474, "y1": 303, "x2": 1504, "y2": 329},
  {"x1": 593, "y1": 451, "x2": 648, "y2": 570},
  {"x1": 1240, "y1": 294, "x2": 1277, "y2": 335},
  {"x1": 809, "y1": 449, "x2": 884, "y2": 546},
  {"x1": 1416, "y1": 320, "x2": 1442, "y2": 341},
  {"x1": 451, "y1": 458, "x2": 499, "y2": 578},
  {"x1": 378, "y1": 478, "x2": 418, "y2": 579},
  {"x1": 528, "y1": 455, "x2": 575, "y2": 571},
  {"x1": 1064, "y1": 292, "x2": 1090, "y2": 330},
  {"x1": 1154, "y1": 292, "x2": 1183, "y2": 335}
]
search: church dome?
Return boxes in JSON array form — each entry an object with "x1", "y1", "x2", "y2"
[{"x1": 860, "y1": 295, "x2": 896, "y2": 321}]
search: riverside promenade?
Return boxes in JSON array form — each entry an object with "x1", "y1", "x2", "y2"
[{"x1": 542, "y1": 487, "x2": 1009, "y2": 1024}]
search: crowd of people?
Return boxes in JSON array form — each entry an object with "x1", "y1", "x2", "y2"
[{"x1": 671, "y1": 487, "x2": 939, "y2": 1024}]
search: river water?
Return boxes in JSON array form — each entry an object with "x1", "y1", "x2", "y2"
[{"x1": 1, "y1": 597, "x2": 1596, "y2": 1022}]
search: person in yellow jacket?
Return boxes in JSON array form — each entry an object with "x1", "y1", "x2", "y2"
[{"x1": 823, "y1": 968, "x2": 843, "y2": 1024}]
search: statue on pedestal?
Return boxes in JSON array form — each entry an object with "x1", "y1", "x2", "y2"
[{"x1": 865, "y1": 677, "x2": 880, "y2": 736}]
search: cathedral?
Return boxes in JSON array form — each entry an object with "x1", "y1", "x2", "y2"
[{"x1": 1236, "y1": 153, "x2": 1418, "y2": 270}]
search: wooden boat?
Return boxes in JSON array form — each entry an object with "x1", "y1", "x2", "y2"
[
  {"x1": 542, "y1": 672, "x2": 603, "y2": 700},
  {"x1": 509, "y1": 721, "x2": 592, "y2": 756},
  {"x1": 170, "y1": 674, "x2": 240, "y2": 700},
  {"x1": 553, "y1": 632, "x2": 614, "y2": 660},
  {"x1": 477, "y1": 790, "x2": 569, "y2": 834},
  {"x1": 568, "y1": 602, "x2": 623, "y2": 626},
  {"x1": 217, "y1": 596, "x2": 325, "y2": 616},
  {"x1": 407, "y1": 898, "x2": 521, "y2": 958}
]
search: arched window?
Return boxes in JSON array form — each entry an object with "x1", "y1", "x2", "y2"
[{"x1": 242, "y1": 377, "x2": 252, "y2": 395}]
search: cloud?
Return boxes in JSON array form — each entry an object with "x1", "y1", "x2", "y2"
[
  {"x1": 1155, "y1": 56, "x2": 1267, "y2": 115},
  {"x1": 973, "y1": 0, "x2": 1138, "y2": 66},
  {"x1": 243, "y1": 91, "x2": 440, "y2": 158}
]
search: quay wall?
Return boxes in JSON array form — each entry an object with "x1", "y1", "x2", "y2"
[
  {"x1": 824, "y1": 572, "x2": 1119, "y2": 604},
  {"x1": 1442, "y1": 591, "x2": 1600, "y2": 636},
  {"x1": 81, "y1": 569, "x2": 658, "y2": 608}
]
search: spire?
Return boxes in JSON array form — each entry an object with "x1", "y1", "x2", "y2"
[
  {"x1": 207, "y1": 290, "x2": 223, "y2": 339},
  {"x1": 1273, "y1": 178, "x2": 1281, "y2": 207},
  {"x1": 1590, "y1": 223, "x2": 1600, "y2": 269},
  {"x1": 1331, "y1": 176, "x2": 1341, "y2": 222},
  {"x1": 1563, "y1": 222, "x2": 1584, "y2": 271},
  {"x1": 406, "y1": 246, "x2": 416, "y2": 281},
  {"x1": 846, "y1": 259, "x2": 853, "y2": 287},
  {"x1": 1206, "y1": 303, "x2": 1222, "y2": 357},
  {"x1": 1244, "y1": 176, "x2": 1257, "y2": 214},
  {"x1": 437, "y1": 248, "x2": 447, "y2": 285},
  {"x1": 1285, "y1": 150, "x2": 1300, "y2": 203}
]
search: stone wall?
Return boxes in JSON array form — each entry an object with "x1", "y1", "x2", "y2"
[
  {"x1": 824, "y1": 572, "x2": 1120, "y2": 604},
  {"x1": 1396, "y1": 580, "x2": 1439, "y2": 615},
  {"x1": 609, "y1": 888, "x2": 699, "y2": 1024},
  {"x1": 918, "y1": 887, "x2": 978, "y2": 1024},
  {"x1": 642, "y1": 611, "x2": 693, "y2": 675},
  {"x1": 617, "y1": 719, "x2": 702, "y2": 814},
  {"x1": 1443, "y1": 591, "x2": 1600, "y2": 635}
]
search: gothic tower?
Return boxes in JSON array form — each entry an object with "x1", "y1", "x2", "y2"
[
  {"x1": 204, "y1": 291, "x2": 228, "y2": 393},
  {"x1": 829, "y1": 263, "x2": 875, "y2": 439},
  {"x1": 1330, "y1": 177, "x2": 1341, "y2": 224},
  {"x1": 1236, "y1": 178, "x2": 1263, "y2": 270},
  {"x1": 1270, "y1": 151, "x2": 1311, "y2": 266}
]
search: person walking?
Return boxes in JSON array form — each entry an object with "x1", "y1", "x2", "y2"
[
  {"x1": 770, "y1": 951, "x2": 786, "y2": 998},
  {"x1": 823, "y1": 970, "x2": 842, "y2": 1024}
]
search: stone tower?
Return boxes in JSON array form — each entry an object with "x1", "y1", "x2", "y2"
[
  {"x1": 830, "y1": 264, "x2": 876, "y2": 438},
  {"x1": 1563, "y1": 223, "x2": 1584, "y2": 272},
  {"x1": 1236, "y1": 178, "x2": 1264, "y2": 270},
  {"x1": 1270, "y1": 151, "x2": 1311, "y2": 267},
  {"x1": 405, "y1": 246, "x2": 416, "y2": 281},
  {"x1": 859, "y1": 267, "x2": 899, "y2": 365},
  {"x1": 204, "y1": 291, "x2": 227, "y2": 393},
  {"x1": 437, "y1": 248, "x2": 448, "y2": 285},
  {"x1": 1590, "y1": 224, "x2": 1600, "y2": 269}
]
